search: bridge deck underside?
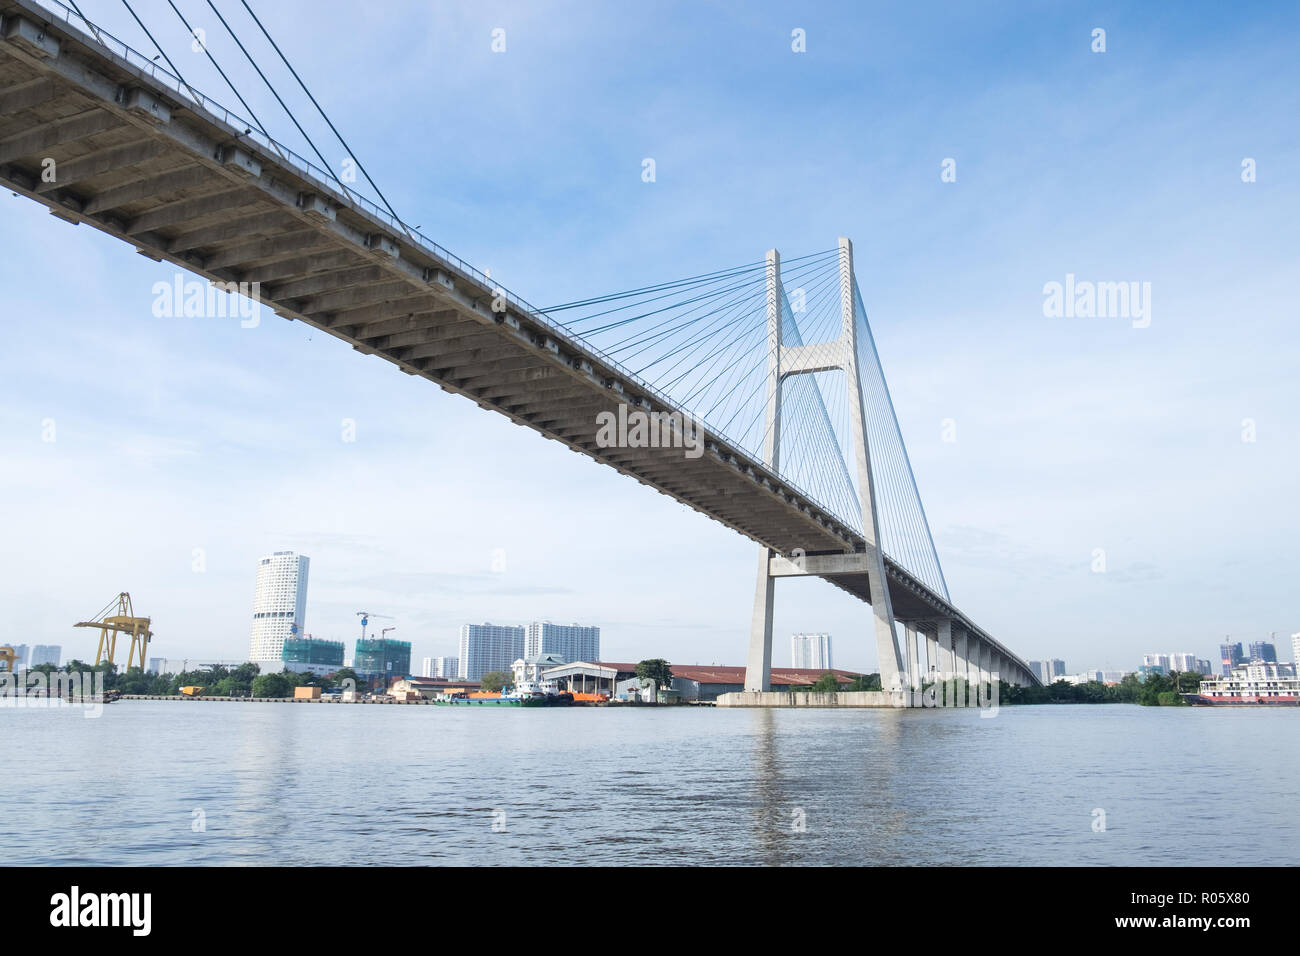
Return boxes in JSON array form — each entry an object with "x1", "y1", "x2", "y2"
[{"x1": 0, "y1": 3, "x2": 1037, "y2": 685}]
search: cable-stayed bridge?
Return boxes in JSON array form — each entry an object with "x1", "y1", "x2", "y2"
[{"x1": 0, "y1": 0, "x2": 1041, "y2": 697}]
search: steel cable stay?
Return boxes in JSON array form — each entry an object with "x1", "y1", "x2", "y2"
[
  {"x1": 163, "y1": 0, "x2": 282, "y2": 159},
  {"x1": 646, "y1": 258, "x2": 837, "y2": 393},
  {"x1": 542, "y1": 247, "x2": 836, "y2": 315},
  {"x1": 236, "y1": 0, "x2": 407, "y2": 229},
  {"x1": 582, "y1": 253, "x2": 833, "y2": 351},
  {"x1": 710, "y1": 267, "x2": 843, "y2": 466},
  {"x1": 544, "y1": 261, "x2": 767, "y2": 317},
  {"x1": 854, "y1": 281, "x2": 948, "y2": 597},
  {"x1": 200, "y1": 0, "x2": 348, "y2": 195}
]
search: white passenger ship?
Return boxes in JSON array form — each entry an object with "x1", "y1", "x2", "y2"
[{"x1": 1185, "y1": 661, "x2": 1300, "y2": 706}]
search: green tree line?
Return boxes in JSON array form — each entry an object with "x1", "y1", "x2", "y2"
[
  {"x1": 793, "y1": 670, "x2": 1201, "y2": 705},
  {"x1": 1000, "y1": 671, "x2": 1202, "y2": 705},
  {"x1": 20, "y1": 661, "x2": 363, "y2": 698}
]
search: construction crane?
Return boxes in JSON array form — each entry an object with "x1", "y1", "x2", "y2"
[
  {"x1": 355, "y1": 611, "x2": 393, "y2": 640},
  {"x1": 0, "y1": 645, "x2": 14, "y2": 673},
  {"x1": 381, "y1": 626, "x2": 397, "y2": 639},
  {"x1": 74, "y1": 592, "x2": 153, "y2": 670}
]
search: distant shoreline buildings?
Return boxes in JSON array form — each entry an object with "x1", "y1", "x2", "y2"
[
  {"x1": 1140, "y1": 653, "x2": 1214, "y2": 679},
  {"x1": 422, "y1": 656, "x2": 458, "y2": 678},
  {"x1": 525, "y1": 622, "x2": 600, "y2": 663},
  {"x1": 458, "y1": 624, "x2": 523, "y2": 681},
  {"x1": 459, "y1": 622, "x2": 600, "y2": 681},
  {"x1": 1028, "y1": 659, "x2": 1065, "y2": 684},
  {"x1": 1025, "y1": 638, "x2": 1297, "y2": 689},
  {"x1": 5, "y1": 644, "x2": 61, "y2": 670},
  {"x1": 354, "y1": 637, "x2": 411, "y2": 683},
  {"x1": 791, "y1": 633, "x2": 832, "y2": 670},
  {"x1": 227, "y1": 550, "x2": 1294, "y2": 694},
  {"x1": 282, "y1": 637, "x2": 344, "y2": 676}
]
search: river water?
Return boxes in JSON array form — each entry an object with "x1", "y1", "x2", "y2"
[{"x1": 4, "y1": 700, "x2": 1296, "y2": 865}]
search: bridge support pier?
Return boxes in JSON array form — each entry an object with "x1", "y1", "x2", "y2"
[
  {"x1": 746, "y1": 547, "x2": 776, "y2": 693},
  {"x1": 937, "y1": 619, "x2": 954, "y2": 676},
  {"x1": 744, "y1": 249, "x2": 784, "y2": 693},
  {"x1": 743, "y1": 239, "x2": 905, "y2": 697},
  {"x1": 980, "y1": 642, "x2": 993, "y2": 700},
  {"x1": 909, "y1": 621, "x2": 920, "y2": 697},
  {"x1": 953, "y1": 626, "x2": 968, "y2": 688}
]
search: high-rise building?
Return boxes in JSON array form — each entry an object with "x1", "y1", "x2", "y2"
[
  {"x1": 1031, "y1": 659, "x2": 1066, "y2": 683},
  {"x1": 791, "y1": 633, "x2": 833, "y2": 670},
  {"x1": 7, "y1": 644, "x2": 28, "y2": 670},
  {"x1": 354, "y1": 638, "x2": 411, "y2": 682},
  {"x1": 249, "y1": 551, "x2": 310, "y2": 667},
  {"x1": 1292, "y1": 633, "x2": 1300, "y2": 666},
  {"x1": 29, "y1": 645, "x2": 61, "y2": 667},
  {"x1": 282, "y1": 637, "x2": 344, "y2": 676},
  {"x1": 459, "y1": 624, "x2": 524, "y2": 680},
  {"x1": 1165, "y1": 653, "x2": 1214, "y2": 675},
  {"x1": 420, "y1": 655, "x2": 461, "y2": 679},
  {"x1": 524, "y1": 622, "x2": 599, "y2": 663},
  {"x1": 1248, "y1": 640, "x2": 1277, "y2": 663},
  {"x1": 1142, "y1": 654, "x2": 1170, "y2": 675},
  {"x1": 1220, "y1": 642, "x2": 1244, "y2": 676}
]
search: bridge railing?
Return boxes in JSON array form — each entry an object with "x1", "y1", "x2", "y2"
[{"x1": 32, "y1": 0, "x2": 867, "y2": 545}]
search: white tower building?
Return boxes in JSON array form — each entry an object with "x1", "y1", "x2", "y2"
[{"x1": 248, "y1": 551, "x2": 310, "y2": 667}]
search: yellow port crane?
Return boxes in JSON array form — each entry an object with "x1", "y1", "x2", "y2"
[
  {"x1": 0, "y1": 645, "x2": 15, "y2": 673},
  {"x1": 74, "y1": 592, "x2": 153, "y2": 670}
]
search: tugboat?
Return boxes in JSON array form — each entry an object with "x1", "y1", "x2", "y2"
[
  {"x1": 435, "y1": 679, "x2": 573, "y2": 706},
  {"x1": 502, "y1": 678, "x2": 574, "y2": 707}
]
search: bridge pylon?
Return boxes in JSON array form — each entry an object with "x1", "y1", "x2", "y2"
[{"x1": 744, "y1": 238, "x2": 908, "y2": 696}]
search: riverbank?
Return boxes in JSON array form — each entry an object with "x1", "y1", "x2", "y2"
[
  {"x1": 119, "y1": 694, "x2": 712, "y2": 706},
  {"x1": 716, "y1": 690, "x2": 901, "y2": 707}
]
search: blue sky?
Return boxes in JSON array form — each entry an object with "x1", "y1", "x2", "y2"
[{"x1": 2, "y1": 0, "x2": 1297, "y2": 673}]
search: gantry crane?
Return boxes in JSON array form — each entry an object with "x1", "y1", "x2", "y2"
[
  {"x1": 0, "y1": 645, "x2": 15, "y2": 673},
  {"x1": 74, "y1": 592, "x2": 153, "y2": 670}
]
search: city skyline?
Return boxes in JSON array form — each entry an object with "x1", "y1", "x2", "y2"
[
  {"x1": 11, "y1": 537, "x2": 1298, "y2": 676},
  {"x1": 2, "y1": 1, "x2": 1297, "y2": 677}
]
